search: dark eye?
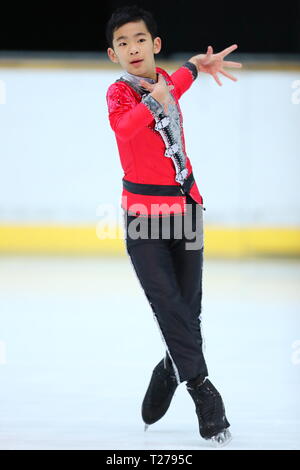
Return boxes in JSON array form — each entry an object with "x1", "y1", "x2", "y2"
[{"x1": 139, "y1": 38, "x2": 146, "y2": 42}]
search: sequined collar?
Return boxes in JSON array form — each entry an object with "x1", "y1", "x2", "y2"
[{"x1": 120, "y1": 70, "x2": 157, "y2": 94}]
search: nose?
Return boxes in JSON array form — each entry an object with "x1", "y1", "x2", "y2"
[{"x1": 129, "y1": 44, "x2": 140, "y2": 56}]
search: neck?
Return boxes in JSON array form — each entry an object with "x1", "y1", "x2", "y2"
[
  {"x1": 123, "y1": 70, "x2": 157, "y2": 85},
  {"x1": 147, "y1": 71, "x2": 158, "y2": 81},
  {"x1": 125, "y1": 70, "x2": 157, "y2": 82}
]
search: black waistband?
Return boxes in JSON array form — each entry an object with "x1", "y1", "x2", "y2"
[{"x1": 122, "y1": 172, "x2": 195, "y2": 196}]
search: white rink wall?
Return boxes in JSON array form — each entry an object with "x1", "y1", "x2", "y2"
[{"x1": 0, "y1": 65, "x2": 299, "y2": 226}]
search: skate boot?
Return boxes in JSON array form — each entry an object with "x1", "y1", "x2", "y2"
[
  {"x1": 142, "y1": 355, "x2": 178, "y2": 430},
  {"x1": 186, "y1": 376, "x2": 231, "y2": 447}
]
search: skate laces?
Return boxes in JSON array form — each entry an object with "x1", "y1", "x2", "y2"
[
  {"x1": 188, "y1": 380, "x2": 221, "y2": 412},
  {"x1": 186, "y1": 378, "x2": 230, "y2": 439},
  {"x1": 203, "y1": 381, "x2": 219, "y2": 398}
]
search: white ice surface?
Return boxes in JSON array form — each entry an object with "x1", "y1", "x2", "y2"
[{"x1": 0, "y1": 255, "x2": 299, "y2": 450}]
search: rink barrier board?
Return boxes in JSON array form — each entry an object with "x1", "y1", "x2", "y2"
[
  {"x1": 1, "y1": 58, "x2": 299, "y2": 257},
  {"x1": 0, "y1": 225, "x2": 299, "y2": 256}
]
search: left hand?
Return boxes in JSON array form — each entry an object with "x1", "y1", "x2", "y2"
[{"x1": 189, "y1": 44, "x2": 242, "y2": 86}]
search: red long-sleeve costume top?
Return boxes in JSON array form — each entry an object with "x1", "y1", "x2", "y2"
[{"x1": 106, "y1": 61, "x2": 204, "y2": 217}]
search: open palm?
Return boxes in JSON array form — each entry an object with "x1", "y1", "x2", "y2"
[{"x1": 191, "y1": 44, "x2": 242, "y2": 86}]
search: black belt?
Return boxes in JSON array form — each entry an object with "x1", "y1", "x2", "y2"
[{"x1": 122, "y1": 172, "x2": 195, "y2": 196}]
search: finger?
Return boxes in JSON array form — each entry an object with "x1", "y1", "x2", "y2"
[
  {"x1": 222, "y1": 61, "x2": 242, "y2": 68},
  {"x1": 207, "y1": 45, "x2": 214, "y2": 55},
  {"x1": 220, "y1": 69, "x2": 238, "y2": 81},
  {"x1": 139, "y1": 79, "x2": 153, "y2": 89},
  {"x1": 140, "y1": 78, "x2": 154, "y2": 86},
  {"x1": 220, "y1": 44, "x2": 238, "y2": 58},
  {"x1": 212, "y1": 73, "x2": 222, "y2": 86}
]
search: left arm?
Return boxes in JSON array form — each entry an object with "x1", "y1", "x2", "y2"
[
  {"x1": 140, "y1": 44, "x2": 242, "y2": 104},
  {"x1": 170, "y1": 61, "x2": 199, "y2": 100}
]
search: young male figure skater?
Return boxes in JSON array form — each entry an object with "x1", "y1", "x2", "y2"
[{"x1": 105, "y1": 5, "x2": 242, "y2": 446}]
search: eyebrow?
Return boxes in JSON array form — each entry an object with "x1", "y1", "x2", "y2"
[{"x1": 115, "y1": 32, "x2": 147, "y2": 42}]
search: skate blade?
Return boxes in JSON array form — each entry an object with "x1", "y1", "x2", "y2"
[
  {"x1": 144, "y1": 424, "x2": 149, "y2": 432},
  {"x1": 206, "y1": 429, "x2": 232, "y2": 448}
]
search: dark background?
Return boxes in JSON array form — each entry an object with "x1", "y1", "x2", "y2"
[{"x1": 1, "y1": 0, "x2": 300, "y2": 56}]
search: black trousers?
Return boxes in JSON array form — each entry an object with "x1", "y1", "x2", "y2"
[{"x1": 123, "y1": 194, "x2": 209, "y2": 384}]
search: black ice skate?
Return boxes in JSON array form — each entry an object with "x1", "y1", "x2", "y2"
[
  {"x1": 142, "y1": 355, "x2": 178, "y2": 430},
  {"x1": 186, "y1": 377, "x2": 231, "y2": 447}
]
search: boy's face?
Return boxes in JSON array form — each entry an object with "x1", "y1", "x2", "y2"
[{"x1": 107, "y1": 20, "x2": 161, "y2": 79}]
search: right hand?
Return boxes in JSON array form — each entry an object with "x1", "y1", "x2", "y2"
[{"x1": 139, "y1": 73, "x2": 174, "y2": 114}]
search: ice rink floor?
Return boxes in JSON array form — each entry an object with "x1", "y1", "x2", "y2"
[{"x1": 0, "y1": 255, "x2": 299, "y2": 450}]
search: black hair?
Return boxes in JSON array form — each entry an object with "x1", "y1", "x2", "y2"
[{"x1": 105, "y1": 4, "x2": 158, "y2": 49}]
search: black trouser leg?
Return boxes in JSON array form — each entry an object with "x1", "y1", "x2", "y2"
[{"x1": 124, "y1": 196, "x2": 208, "y2": 383}]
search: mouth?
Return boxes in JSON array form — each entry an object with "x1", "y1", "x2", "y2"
[{"x1": 130, "y1": 59, "x2": 143, "y2": 64}]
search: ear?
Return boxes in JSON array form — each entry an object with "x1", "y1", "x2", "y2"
[
  {"x1": 153, "y1": 37, "x2": 162, "y2": 55},
  {"x1": 107, "y1": 47, "x2": 119, "y2": 64}
]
